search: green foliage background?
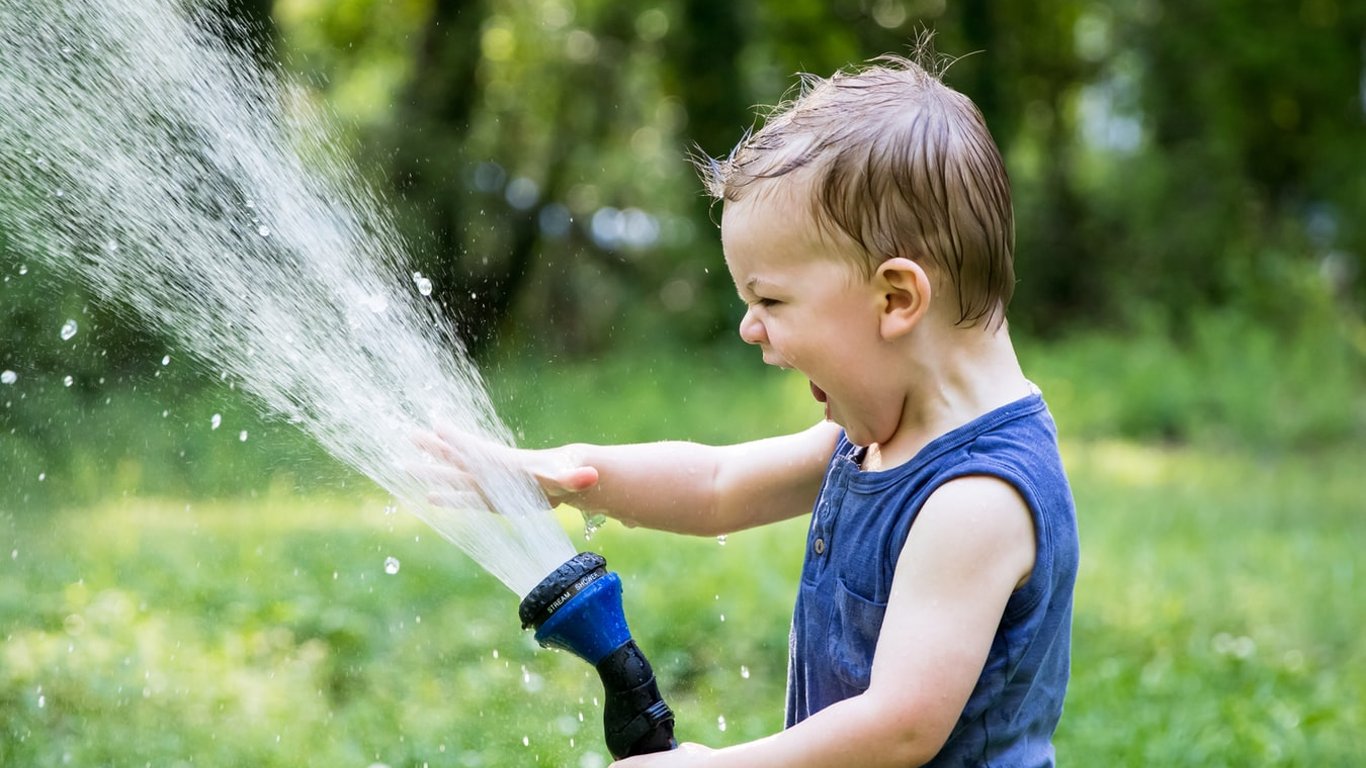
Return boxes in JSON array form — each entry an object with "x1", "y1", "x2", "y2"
[{"x1": 2, "y1": 0, "x2": 1365, "y2": 765}]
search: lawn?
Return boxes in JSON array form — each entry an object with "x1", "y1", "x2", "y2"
[{"x1": 5, "y1": 445, "x2": 1362, "y2": 766}]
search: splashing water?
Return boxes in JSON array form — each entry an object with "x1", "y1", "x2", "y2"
[{"x1": 0, "y1": 0, "x2": 574, "y2": 596}]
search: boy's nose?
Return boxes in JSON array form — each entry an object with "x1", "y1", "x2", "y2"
[{"x1": 738, "y1": 308, "x2": 767, "y2": 346}]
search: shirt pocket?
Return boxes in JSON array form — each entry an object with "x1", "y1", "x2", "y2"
[{"x1": 825, "y1": 576, "x2": 888, "y2": 691}]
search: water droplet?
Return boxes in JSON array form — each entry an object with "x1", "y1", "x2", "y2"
[
  {"x1": 522, "y1": 736, "x2": 530, "y2": 747},
  {"x1": 582, "y1": 511, "x2": 607, "y2": 540},
  {"x1": 412, "y1": 272, "x2": 433, "y2": 296},
  {"x1": 60, "y1": 319, "x2": 78, "y2": 340},
  {"x1": 63, "y1": 375, "x2": 74, "y2": 387},
  {"x1": 17, "y1": 265, "x2": 27, "y2": 275},
  {"x1": 257, "y1": 225, "x2": 270, "y2": 237},
  {"x1": 383, "y1": 504, "x2": 397, "y2": 516},
  {"x1": 210, "y1": 413, "x2": 222, "y2": 430},
  {"x1": 492, "y1": 649, "x2": 500, "y2": 660},
  {"x1": 740, "y1": 665, "x2": 750, "y2": 679},
  {"x1": 719, "y1": 613, "x2": 726, "y2": 622},
  {"x1": 161, "y1": 355, "x2": 171, "y2": 366},
  {"x1": 716, "y1": 534, "x2": 727, "y2": 546},
  {"x1": 384, "y1": 556, "x2": 400, "y2": 575},
  {"x1": 38, "y1": 472, "x2": 46, "y2": 481},
  {"x1": 716, "y1": 715, "x2": 727, "y2": 732},
  {"x1": 105, "y1": 239, "x2": 118, "y2": 253},
  {"x1": 238, "y1": 430, "x2": 248, "y2": 442},
  {"x1": 1, "y1": 371, "x2": 16, "y2": 385},
  {"x1": 38, "y1": 695, "x2": 46, "y2": 709}
]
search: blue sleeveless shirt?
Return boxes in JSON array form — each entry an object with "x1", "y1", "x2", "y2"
[{"x1": 786, "y1": 391, "x2": 1077, "y2": 767}]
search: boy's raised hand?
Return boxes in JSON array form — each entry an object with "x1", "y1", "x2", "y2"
[{"x1": 410, "y1": 423, "x2": 599, "y2": 509}]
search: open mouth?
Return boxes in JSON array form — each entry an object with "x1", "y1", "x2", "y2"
[
  {"x1": 810, "y1": 380, "x2": 832, "y2": 421},
  {"x1": 809, "y1": 380, "x2": 827, "y2": 404}
]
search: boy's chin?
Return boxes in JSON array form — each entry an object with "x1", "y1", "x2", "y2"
[{"x1": 840, "y1": 420, "x2": 893, "y2": 451}]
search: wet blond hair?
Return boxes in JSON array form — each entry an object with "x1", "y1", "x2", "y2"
[{"x1": 698, "y1": 52, "x2": 1015, "y2": 327}]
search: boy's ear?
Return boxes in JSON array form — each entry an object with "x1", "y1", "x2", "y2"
[{"x1": 874, "y1": 257, "x2": 931, "y2": 340}]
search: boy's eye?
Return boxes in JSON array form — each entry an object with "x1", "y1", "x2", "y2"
[{"x1": 756, "y1": 297, "x2": 781, "y2": 308}]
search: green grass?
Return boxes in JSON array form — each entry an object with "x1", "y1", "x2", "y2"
[
  {"x1": 1062, "y1": 441, "x2": 1363, "y2": 765},
  {"x1": 2, "y1": 441, "x2": 1362, "y2": 765}
]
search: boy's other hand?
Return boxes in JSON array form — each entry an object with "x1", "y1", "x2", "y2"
[{"x1": 610, "y1": 742, "x2": 714, "y2": 767}]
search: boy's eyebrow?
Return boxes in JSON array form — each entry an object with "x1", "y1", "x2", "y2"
[
  {"x1": 744, "y1": 276, "x2": 775, "y2": 295},
  {"x1": 739, "y1": 277, "x2": 771, "y2": 301}
]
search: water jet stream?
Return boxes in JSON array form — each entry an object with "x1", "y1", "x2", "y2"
[{"x1": 0, "y1": 0, "x2": 576, "y2": 596}]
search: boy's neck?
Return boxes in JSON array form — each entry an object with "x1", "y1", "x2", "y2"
[{"x1": 866, "y1": 320, "x2": 1031, "y2": 471}]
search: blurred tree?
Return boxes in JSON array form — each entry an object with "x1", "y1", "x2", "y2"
[
  {"x1": 10, "y1": 0, "x2": 1361, "y2": 369},
  {"x1": 1089, "y1": 0, "x2": 1365, "y2": 329}
]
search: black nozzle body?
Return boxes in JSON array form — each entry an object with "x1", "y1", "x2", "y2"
[
  {"x1": 519, "y1": 552, "x2": 677, "y2": 759},
  {"x1": 596, "y1": 639, "x2": 677, "y2": 758}
]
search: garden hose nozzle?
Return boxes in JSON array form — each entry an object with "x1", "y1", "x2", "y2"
[{"x1": 519, "y1": 552, "x2": 677, "y2": 760}]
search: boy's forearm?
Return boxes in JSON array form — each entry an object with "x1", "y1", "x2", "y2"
[
  {"x1": 764, "y1": 694, "x2": 945, "y2": 765},
  {"x1": 624, "y1": 692, "x2": 943, "y2": 768},
  {"x1": 556, "y1": 440, "x2": 731, "y2": 535}
]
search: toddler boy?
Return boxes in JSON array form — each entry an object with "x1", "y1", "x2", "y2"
[{"x1": 429, "y1": 52, "x2": 1078, "y2": 767}]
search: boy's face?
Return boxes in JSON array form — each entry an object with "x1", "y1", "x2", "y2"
[{"x1": 720, "y1": 186, "x2": 907, "y2": 448}]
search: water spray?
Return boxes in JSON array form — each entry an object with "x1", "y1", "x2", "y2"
[{"x1": 519, "y1": 552, "x2": 677, "y2": 759}]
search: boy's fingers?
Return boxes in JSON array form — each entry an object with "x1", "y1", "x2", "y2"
[
  {"x1": 411, "y1": 428, "x2": 469, "y2": 468},
  {"x1": 432, "y1": 422, "x2": 522, "y2": 466},
  {"x1": 432, "y1": 422, "x2": 482, "y2": 451}
]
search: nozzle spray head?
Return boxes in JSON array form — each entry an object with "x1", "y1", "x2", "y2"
[{"x1": 519, "y1": 552, "x2": 677, "y2": 759}]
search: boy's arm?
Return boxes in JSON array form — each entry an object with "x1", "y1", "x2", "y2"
[
  {"x1": 559, "y1": 420, "x2": 840, "y2": 535},
  {"x1": 613, "y1": 475, "x2": 1038, "y2": 768},
  {"x1": 419, "y1": 420, "x2": 841, "y2": 536}
]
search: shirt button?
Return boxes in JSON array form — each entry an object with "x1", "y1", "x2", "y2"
[{"x1": 814, "y1": 537, "x2": 826, "y2": 555}]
